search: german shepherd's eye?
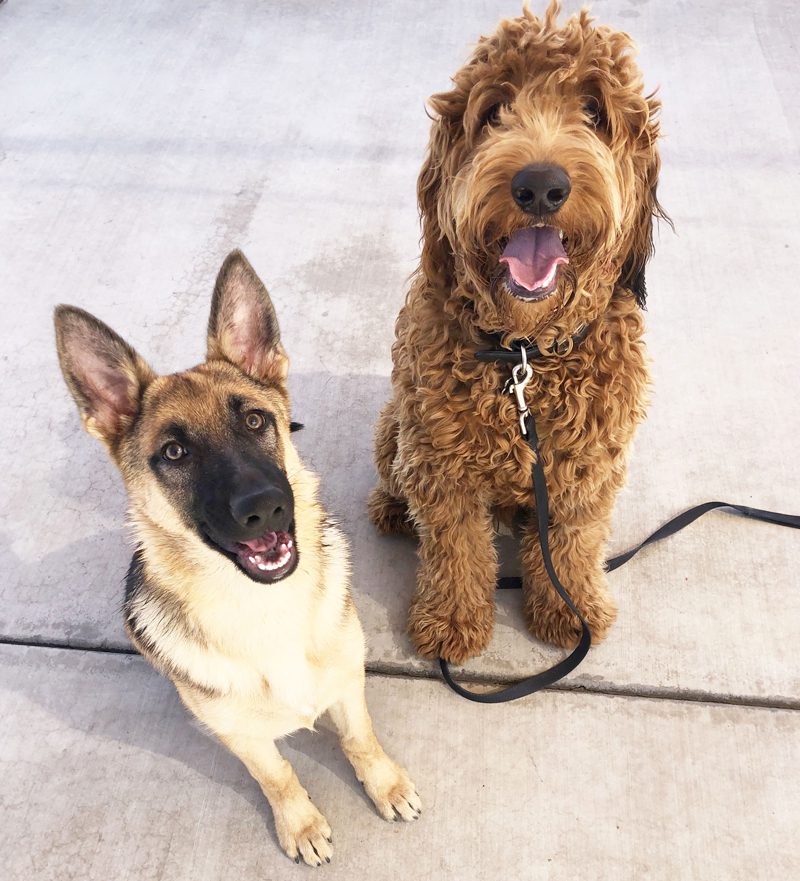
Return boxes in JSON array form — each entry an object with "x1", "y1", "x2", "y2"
[
  {"x1": 584, "y1": 96, "x2": 608, "y2": 132},
  {"x1": 162, "y1": 442, "x2": 186, "y2": 462},
  {"x1": 244, "y1": 410, "x2": 266, "y2": 431}
]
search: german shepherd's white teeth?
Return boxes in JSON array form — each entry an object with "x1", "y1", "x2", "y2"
[
  {"x1": 247, "y1": 544, "x2": 291, "y2": 566},
  {"x1": 258, "y1": 552, "x2": 290, "y2": 572},
  {"x1": 240, "y1": 536, "x2": 295, "y2": 576},
  {"x1": 257, "y1": 543, "x2": 291, "y2": 571},
  {"x1": 266, "y1": 540, "x2": 294, "y2": 570}
]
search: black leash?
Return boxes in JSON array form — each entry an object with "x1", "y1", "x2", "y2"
[{"x1": 438, "y1": 336, "x2": 800, "y2": 703}]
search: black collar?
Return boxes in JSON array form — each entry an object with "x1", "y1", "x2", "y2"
[{"x1": 475, "y1": 324, "x2": 589, "y2": 363}]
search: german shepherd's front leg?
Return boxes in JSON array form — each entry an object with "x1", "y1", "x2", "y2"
[
  {"x1": 178, "y1": 687, "x2": 333, "y2": 867},
  {"x1": 327, "y1": 679, "x2": 421, "y2": 822}
]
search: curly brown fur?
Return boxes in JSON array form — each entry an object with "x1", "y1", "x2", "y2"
[{"x1": 371, "y1": 3, "x2": 667, "y2": 663}]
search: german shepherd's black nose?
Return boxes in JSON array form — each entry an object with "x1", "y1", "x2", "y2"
[
  {"x1": 230, "y1": 485, "x2": 293, "y2": 533},
  {"x1": 511, "y1": 163, "x2": 571, "y2": 215}
]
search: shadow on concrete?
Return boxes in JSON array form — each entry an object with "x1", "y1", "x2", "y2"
[{"x1": 1, "y1": 644, "x2": 385, "y2": 853}]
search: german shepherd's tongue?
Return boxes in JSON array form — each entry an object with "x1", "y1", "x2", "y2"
[
  {"x1": 500, "y1": 227, "x2": 568, "y2": 293},
  {"x1": 239, "y1": 533, "x2": 279, "y2": 554},
  {"x1": 235, "y1": 530, "x2": 295, "y2": 577}
]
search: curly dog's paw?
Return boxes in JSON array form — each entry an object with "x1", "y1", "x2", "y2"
[
  {"x1": 525, "y1": 590, "x2": 617, "y2": 649},
  {"x1": 408, "y1": 596, "x2": 493, "y2": 663},
  {"x1": 368, "y1": 487, "x2": 416, "y2": 537}
]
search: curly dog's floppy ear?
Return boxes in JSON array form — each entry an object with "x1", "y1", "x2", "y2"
[
  {"x1": 417, "y1": 95, "x2": 460, "y2": 290},
  {"x1": 618, "y1": 113, "x2": 671, "y2": 308}
]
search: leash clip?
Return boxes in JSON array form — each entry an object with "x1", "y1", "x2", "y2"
[{"x1": 504, "y1": 345, "x2": 533, "y2": 437}]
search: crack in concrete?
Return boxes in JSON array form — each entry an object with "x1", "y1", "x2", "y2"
[{"x1": 1, "y1": 636, "x2": 797, "y2": 713}]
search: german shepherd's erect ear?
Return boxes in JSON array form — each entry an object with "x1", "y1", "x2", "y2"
[
  {"x1": 54, "y1": 306, "x2": 155, "y2": 449},
  {"x1": 207, "y1": 249, "x2": 288, "y2": 386}
]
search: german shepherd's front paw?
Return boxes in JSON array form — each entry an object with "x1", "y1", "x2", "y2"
[
  {"x1": 274, "y1": 797, "x2": 333, "y2": 867},
  {"x1": 360, "y1": 758, "x2": 421, "y2": 822},
  {"x1": 408, "y1": 596, "x2": 493, "y2": 663}
]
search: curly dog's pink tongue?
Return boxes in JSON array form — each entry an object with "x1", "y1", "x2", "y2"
[{"x1": 500, "y1": 227, "x2": 568, "y2": 291}]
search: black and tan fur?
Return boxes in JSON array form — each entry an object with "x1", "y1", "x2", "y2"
[{"x1": 54, "y1": 250, "x2": 420, "y2": 867}]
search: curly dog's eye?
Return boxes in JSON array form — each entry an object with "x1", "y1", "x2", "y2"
[
  {"x1": 480, "y1": 103, "x2": 504, "y2": 128},
  {"x1": 584, "y1": 96, "x2": 609, "y2": 132}
]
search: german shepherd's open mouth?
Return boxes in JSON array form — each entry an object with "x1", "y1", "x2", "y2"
[{"x1": 204, "y1": 526, "x2": 299, "y2": 583}]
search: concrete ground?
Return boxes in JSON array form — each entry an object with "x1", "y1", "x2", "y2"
[{"x1": 1, "y1": 1, "x2": 798, "y2": 879}]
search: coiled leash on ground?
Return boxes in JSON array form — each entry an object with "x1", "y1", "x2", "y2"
[{"x1": 438, "y1": 337, "x2": 800, "y2": 704}]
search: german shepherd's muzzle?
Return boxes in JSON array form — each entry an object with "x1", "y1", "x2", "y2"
[
  {"x1": 186, "y1": 417, "x2": 298, "y2": 584},
  {"x1": 53, "y1": 250, "x2": 420, "y2": 866},
  {"x1": 196, "y1": 446, "x2": 297, "y2": 582}
]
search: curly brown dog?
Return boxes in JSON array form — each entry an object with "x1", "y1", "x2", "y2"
[{"x1": 369, "y1": 3, "x2": 667, "y2": 664}]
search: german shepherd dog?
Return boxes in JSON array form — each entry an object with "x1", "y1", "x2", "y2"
[{"x1": 54, "y1": 251, "x2": 420, "y2": 866}]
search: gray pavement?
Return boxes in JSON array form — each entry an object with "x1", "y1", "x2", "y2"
[
  {"x1": 1, "y1": 1, "x2": 799, "y2": 878},
  {"x1": 4, "y1": 644, "x2": 800, "y2": 881}
]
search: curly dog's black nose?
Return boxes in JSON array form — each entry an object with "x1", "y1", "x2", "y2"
[{"x1": 511, "y1": 164, "x2": 571, "y2": 215}]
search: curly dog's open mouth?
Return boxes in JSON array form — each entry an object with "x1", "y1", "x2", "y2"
[{"x1": 500, "y1": 225, "x2": 569, "y2": 301}]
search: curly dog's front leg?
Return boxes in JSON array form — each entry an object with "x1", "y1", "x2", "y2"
[
  {"x1": 407, "y1": 491, "x2": 497, "y2": 664},
  {"x1": 520, "y1": 495, "x2": 617, "y2": 649},
  {"x1": 368, "y1": 399, "x2": 415, "y2": 536}
]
